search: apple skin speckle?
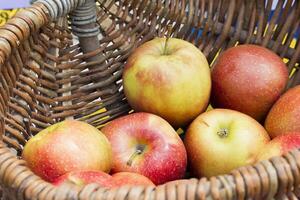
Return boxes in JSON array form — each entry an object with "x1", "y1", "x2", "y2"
[
  {"x1": 265, "y1": 85, "x2": 300, "y2": 138},
  {"x1": 123, "y1": 37, "x2": 211, "y2": 128},
  {"x1": 257, "y1": 133, "x2": 300, "y2": 161},
  {"x1": 22, "y1": 120, "x2": 112, "y2": 182},
  {"x1": 211, "y1": 44, "x2": 289, "y2": 122},
  {"x1": 184, "y1": 109, "x2": 270, "y2": 178},
  {"x1": 101, "y1": 112, "x2": 187, "y2": 185}
]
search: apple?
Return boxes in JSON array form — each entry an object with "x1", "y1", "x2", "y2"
[
  {"x1": 101, "y1": 112, "x2": 187, "y2": 185},
  {"x1": 22, "y1": 120, "x2": 112, "y2": 182},
  {"x1": 52, "y1": 170, "x2": 114, "y2": 187},
  {"x1": 52, "y1": 171, "x2": 155, "y2": 188},
  {"x1": 256, "y1": 132, "x2": 300, "y2": 161},
  {"x1": 184, "y1": 109, "x2": 270, "y2": 178},
  {"x1": 265, "y1": 85, "x2": 300, "y2": 138},
  {"x1": 123, "y1": 37, "x2": 211, "y2": 128},
  {"x1": 112, "y1": 172, "x2": 155, "y2": 187},
  {"x1": 211, "y1": 44, "x2": 288, "y2": 122}
]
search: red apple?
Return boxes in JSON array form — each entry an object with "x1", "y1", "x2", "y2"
[
  {"x1": 184, "y1": 109, "x2": 270, "y2": 178},
  {"x1": 22, "y1": 120, "x2": 112, "y2": 182},
  {"x1": 123, "y1": 37, "x2": 211, "y2": 128},
  {"x1": 52, "y1": 170, "x2": 114, "y2": 187},
  {"x1": 101, "y1": 112, "x2": 187, "y2": 185},
  {"x1": 265, "y1": 85, "x2": 300, "y2": 138},
  {"x1": 211, "y1": 44, "x2": 288, "y2": 122},
  {"x1": 112, "y1": 172, "x2": 155, "y2": 187},
  {"x1": 256, "y1": 133, "x2": 300, "y2": 161},
  {"x1": 52, "y1": 171, "x2": 154, "y2": 188}
]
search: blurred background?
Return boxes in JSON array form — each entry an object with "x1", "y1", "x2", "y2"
[
  {"x1": 0, "y1": 0, "x2": 30, "y2": 26},
  {"x1": 0, "y1": 0, "x2": 282, "y2": 26},
  {"x1": 0, "y1": 1, "x2": 30, "y2": 10},
  {"x1": 0, "y1": 0, "x2": 297, "y2": 38}
]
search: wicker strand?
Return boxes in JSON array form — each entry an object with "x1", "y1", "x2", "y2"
[
  {"x1": 33, "y1": 0, "x2": 86, "y2": 20},
  {"x1": 0, "y1": 0, "x2": 299, "y2": 199}
]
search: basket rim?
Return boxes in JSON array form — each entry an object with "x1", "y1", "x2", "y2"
[{"x1": 0, "y1": 0, "x2": 299, "y2": 199}]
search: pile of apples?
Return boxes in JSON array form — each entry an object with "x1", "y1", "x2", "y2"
[{"x1": 22, "y1": 38, "x2": 300, "y2": 188}]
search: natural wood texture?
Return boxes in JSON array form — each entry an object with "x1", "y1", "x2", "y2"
[{"x1": 0, "y1": 0, "x2": 299, "y2": 199}]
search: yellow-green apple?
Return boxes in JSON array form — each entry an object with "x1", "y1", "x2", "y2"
[
  {"x1": 123, "y1": 37, "x2": 211, "y2": 128},
  {"x1": 256, "y1": 132, "x2": 300, "y2": 161},
  {"x1": 265, "y1": 85, "x2": 300, "y2": 138},
  {"x1": 52, "y1": 170, "x2": 114, "y2": 187},
  {"x1": 112, "y1": 172, "x2": 155, "y2": 187},
  {"x1": 52, "y1": 171, "x2": 154, "y2": 188},
  {"x1": 101, "y1": 112, "x2": 187, "y2": 185},
  {"x1": 22, "y1": 120, "x2": 112, "y2": 182},
  {"x1": 211, "y1": 44, "x2": 288, "y2": 122},
  {"x1": 184, "y1": 109, "x2": 270, "y2": 178}
]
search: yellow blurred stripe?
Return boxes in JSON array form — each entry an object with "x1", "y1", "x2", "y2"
[
  {"x1": 0, "y1": 9, "x2": 20, "y2": 26},
  {"x1": 290, "y1": 38, "x2": 296, "y2": 48}
]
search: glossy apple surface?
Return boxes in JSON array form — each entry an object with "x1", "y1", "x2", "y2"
[
  {"x1": 52, "y1": 170, "x2": 114, "y2": 187},
  {"x1": 265, "y1": 85, "x2": 300, "y2": 138},
  {"x1": 211, "y1": 44, "x2": 288, "y2": 122},
  {"x1": 256, "y1": 133, "x2": 300, "y2": 161},
  {"x1": 23, "y1": 120, "x2": 112, "y2": 182},
  {"x1": 101, "y1": 112, "x2": 187, "y2": 185},
  {"x1": 112, "y1": 172, "x2": 155, "y2": 187},
  {"x1": 52, "y1": 171, "x2": 154, "y2": 188},
  {"x1": 123, "y1": 37, "x2": 211, "y2": 128},
  {"x1": 184, "y1": 109, "x2": 270, "y2": 177}
]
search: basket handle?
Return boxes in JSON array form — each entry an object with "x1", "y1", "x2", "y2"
[
  {"x1": 32, "y1": 0, "x2": 87, "y2": 20},
  {"x1": 31, "y1": 0, "x2": 118, "y2": 109},
  {"x1": 32, "y1": 0, "x2": 100, "y2": 38}
]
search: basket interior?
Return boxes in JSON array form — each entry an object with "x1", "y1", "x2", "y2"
[
  {"x1": 0, "y1": 1, "x2": 299, "y2": 199},
  {"x1": 0, "y1": 0, "x2": 299, "y2": 159}
]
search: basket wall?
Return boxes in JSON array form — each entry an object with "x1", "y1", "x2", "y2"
[{"x1": 0, "y1": 0, "x2": 299, "y2": 199}]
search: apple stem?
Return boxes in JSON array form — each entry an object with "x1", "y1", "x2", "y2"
[
  {"x1": 163, "y1": 25, "x2": 173, "y2": 55},
  {"x1": 217, "y1": 128, "x2": 229, "y2": 138},
  {"x1": 127, "y1": 145, "x2": 145, "y2": 166}
]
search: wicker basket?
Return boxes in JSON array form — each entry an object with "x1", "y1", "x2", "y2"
[{"x1": 0, "y1": 0, "x2": 299, "y2": 199}]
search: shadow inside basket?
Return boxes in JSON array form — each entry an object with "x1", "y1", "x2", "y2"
[{"x1": 0, "y1": 0, "x2": 299, "y2": 199}]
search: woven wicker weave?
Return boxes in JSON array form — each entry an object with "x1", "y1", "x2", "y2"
[{"x1": 0, "y1": 0, "x2": 299, "y2": 199}]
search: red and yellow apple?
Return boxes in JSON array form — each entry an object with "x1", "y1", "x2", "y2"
[
  {"x1": 52, "y1": 170, "x2": 114, "y2": 187},
  {"x1": 123, "y1": 37, "x2": 211, "y2": 128},
  {"x1": 184, "y1": 109, "x2": 270, "y2": 178},
  {"x1": 101, "y1": 112, "x2": 187, "y2": 185},
  {"x1": 112, "y1": 172, "x2": 155, "y2": 187},
  {"x1": 22, "y1": 120, "x2": 112, "y2": 182},
  {"x1": 265, "y1": 85, "x2": 300, "y2": 138},
  {"x1": 211, "y1": 44, "x2": 288, "y2": 122},
  {"x1": 53, "y1": 171, "x2": 155, "y2": 188},
  {"x1": 256, "y1": 132, "x2": 300, "y2": 161}
]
